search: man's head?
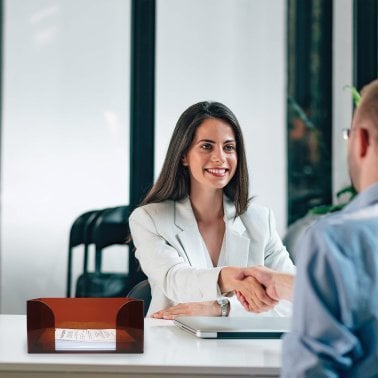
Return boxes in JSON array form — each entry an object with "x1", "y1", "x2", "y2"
[{"x1": 348, "y1": 79, "x2": 378, "y2": 192}]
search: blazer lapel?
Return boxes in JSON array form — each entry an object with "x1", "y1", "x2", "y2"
[
  {"x1": 173, "y1": 196, "x2": 250, "y2": 268},
  {"x1": 223, "y1": 198, "x2": 250, "y2": 267},
  {"x1": 174, "y1": 198, "x2": 209, "y2": 268}
]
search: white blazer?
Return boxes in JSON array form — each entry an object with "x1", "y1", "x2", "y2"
[{"x1": 129, "y1": 196, "x2": 295, "y2": 316}]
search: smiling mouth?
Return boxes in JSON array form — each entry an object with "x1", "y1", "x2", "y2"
[{"x1": 205, "y1": 168, "x2": 229, "y2": 177}]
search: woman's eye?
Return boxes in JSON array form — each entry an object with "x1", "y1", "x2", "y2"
[
  {"x1": 201, "y1": 143, "x2": 212, "y2": 150},
  {"x1": 224, "y1": 144, "x2": 236, "y2": 152}
]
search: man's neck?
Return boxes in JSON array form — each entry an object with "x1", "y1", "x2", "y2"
[{"x1": 358, "y1": 156, "x2": 378, "y2": 192}]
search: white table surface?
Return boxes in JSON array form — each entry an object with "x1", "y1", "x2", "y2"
[{"x1": 0, "y1": 314, "x2": 282, "y2": 378}]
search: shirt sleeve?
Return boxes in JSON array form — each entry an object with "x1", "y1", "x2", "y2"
[{"x1": 281, "y1": 224, "x2": 363, "y2": 377}]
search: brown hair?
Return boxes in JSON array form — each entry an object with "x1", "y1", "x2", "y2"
[{"x1": 141, "y1": 101, "x2": 250, "y2": 216}]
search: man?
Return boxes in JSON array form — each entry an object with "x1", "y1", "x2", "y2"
[{"x1": 240, "y1": 79, "x2": 378, "y2": 376}]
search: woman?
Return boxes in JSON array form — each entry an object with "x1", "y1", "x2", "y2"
[{"x1": 129, "y1": 101, "x2": 295, "y2": 318}]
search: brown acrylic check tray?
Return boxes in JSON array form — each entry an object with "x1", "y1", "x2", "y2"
[{"x1": 27, "y1": 297, "x2": 143, "y2": 353}]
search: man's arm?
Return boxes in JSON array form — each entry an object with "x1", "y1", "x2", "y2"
[
  {"x1": 281, "y1": 224, "x2": 363, "y2": 376},
  {"x1": 218, "y1": 267, "x2": 278, "y2": 313},
  {"x1": 237, "y1": 266, "x2": 294, "y2": 302}
]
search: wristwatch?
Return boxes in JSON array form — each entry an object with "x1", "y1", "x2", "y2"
[{"x1": 217, "y1": 297, "x2": 230, "y2": 317}]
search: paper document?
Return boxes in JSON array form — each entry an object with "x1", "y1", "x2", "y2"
[{"x1": 55, "y1": 328, "x2": 116, "y2": 351}]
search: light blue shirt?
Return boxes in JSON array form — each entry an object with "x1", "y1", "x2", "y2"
[{"x1": 282, "y1": 182, "x2": 378, "y2": 377}]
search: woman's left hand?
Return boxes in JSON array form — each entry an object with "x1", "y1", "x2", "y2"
[{"x1": 151, "y1": 300, "x2": 220, "y2": 320}]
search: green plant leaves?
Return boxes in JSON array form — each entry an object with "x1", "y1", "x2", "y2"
[{"x1": 343, "y1": 85, "x2": 361, "y2": 107}]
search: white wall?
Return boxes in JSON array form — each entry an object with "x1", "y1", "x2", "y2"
[
  {"x1": 156, "y1": 0, "x2": 287, "y2": 234},
  {"x1": 0, "y1": 0, "x2": 131, "y2": 314},
  {"x1": 333, "y1": 0, "x2": 353, "y2": 197}
]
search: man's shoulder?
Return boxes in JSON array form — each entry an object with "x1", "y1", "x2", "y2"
[
  {"x1": 304, "y1": 211, "x2": 349, "y2": 246},
  {"x1": 300, "y1": 203, "x2": 378, "y2": 260},
  {"x1": 315, "y1": 203, "x2": 378, "y2": 233}
]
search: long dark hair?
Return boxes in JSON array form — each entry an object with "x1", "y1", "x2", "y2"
[{"x1": 141, "y1": 101, "x2": 250, "y2": 216}]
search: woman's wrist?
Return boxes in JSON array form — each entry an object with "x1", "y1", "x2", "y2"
[
  {"x1": 211, "y1": 300, "x2": 221, "y2": 316},
  {"x1": 218, "y1": 267, "x2": 239, "y2": 293}
]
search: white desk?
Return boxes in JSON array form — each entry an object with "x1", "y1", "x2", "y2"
[{"x1": 0, "y1": 314, "x2": 281, "y2": 377}]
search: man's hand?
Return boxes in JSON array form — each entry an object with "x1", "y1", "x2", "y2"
[
  {"x1": 151, "y1": 301, "x2": 220, "y2": 320},
  {"x1": 234, "y1": 275, "x2": 278, "y2": 313},
  {"x1": 218, "y1": 266, "x2": 278, "y2": 313},
  {"x1": 238, "y1": 266, "x2": 294, "y2": 303}
]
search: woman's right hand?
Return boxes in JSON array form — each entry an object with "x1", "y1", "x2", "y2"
[
  {"x1": 239, "y1": 266, "x2": 295, "y2": 302},
  {"x1": 234, "y1": 275, "x2": 278, "y2": 313}
]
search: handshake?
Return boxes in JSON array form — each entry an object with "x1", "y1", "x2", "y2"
[
  {"x1": 151, "y1": 266, "x2": 295, "y2": 319},
  {"x1": 219, "y1": 266, "x2": 294, "y2": 313}
]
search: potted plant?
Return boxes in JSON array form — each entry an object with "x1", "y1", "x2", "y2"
[{"x1": 283, "y1": 86, "x2": 360, "y2": 262}]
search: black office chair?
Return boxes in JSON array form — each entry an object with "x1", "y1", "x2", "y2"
[
  {"x1": 92, "y1": 205, "x2": 132, "y2": 272},
  {"x1": 127, "y1": 279, "x2": 151, "y2": 316},
  {"x1": 66, "y1": 209, "x2": 103, "y2": 297},
  {"x1": 75, "y1": 205, "x2": 146, "y2": 297}
]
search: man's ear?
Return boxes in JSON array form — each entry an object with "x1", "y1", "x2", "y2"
[{"x1": 358, "y1": 128, "x2": 370, "y2": 157}]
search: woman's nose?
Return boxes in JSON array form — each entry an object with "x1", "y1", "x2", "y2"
[{"x1": 211, "y1": 147, "x2": 226, "y2": 163}]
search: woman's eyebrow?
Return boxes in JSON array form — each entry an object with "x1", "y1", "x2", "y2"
[
  {"x1": 196, "y1": 138, "x2": 215, "y2": 144},
  {"x1": 196, "y1": 138, "x2": 236, "y2": 144}
]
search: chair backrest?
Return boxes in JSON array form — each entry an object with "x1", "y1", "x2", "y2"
[
  {"x1": 66, "y1": 209, "x2": 103, "y2": 297},
  {"x1": 69, "y1": 210, "x2": 100, "y2": 248},
  {"x1": 67, "y1": 205, "x2": 147, "y2": 298},
  {"x1": 283, "y1": 214, "x2": 318, "y2": 263},
  {"x1": 91, "y1": 205, "x2": 133, "y2": 272},
  {"x1": 127, "y1": 279, "x2": 151, "y2": 316}
]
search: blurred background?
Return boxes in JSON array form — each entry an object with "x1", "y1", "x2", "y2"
[{"x1": 0, "y1": 0, "x2": 376, "y2": 314}]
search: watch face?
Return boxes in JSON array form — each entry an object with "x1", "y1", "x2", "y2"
[
  {"x1": 217, "y1": 298, "x2": 230, "y2": 316},
  {"x1": 217, "y1": 298, "x2": 228, "y2": 305}
]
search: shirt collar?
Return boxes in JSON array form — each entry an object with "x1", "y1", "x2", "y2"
[{"x1": 343, "y1": 182, "x2": 378, "y2": 213}]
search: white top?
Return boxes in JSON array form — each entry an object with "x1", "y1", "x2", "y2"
[
  {"x1": 200, "y1": 230, "x2": 226, "y2": 268},
  {"x1": 0, "y1": 314, "x2": 282, "y2": 377}
]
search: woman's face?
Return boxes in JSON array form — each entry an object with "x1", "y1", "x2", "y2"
[{"x1": 182, "y1": 118, "x2": 237, "y2": 193}]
